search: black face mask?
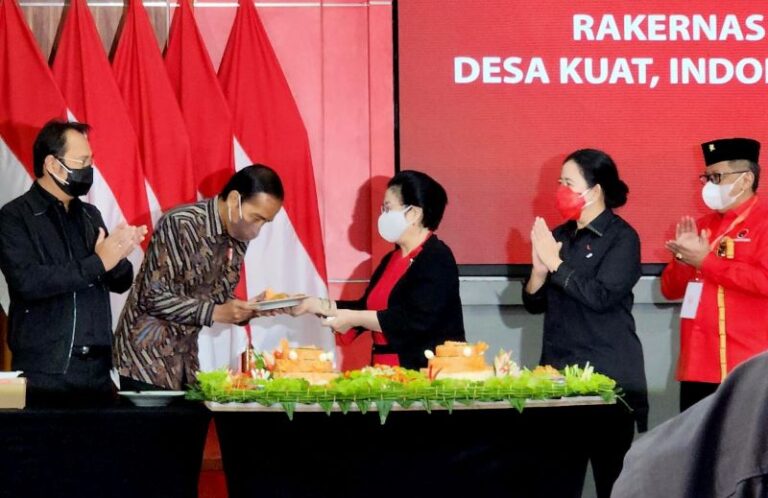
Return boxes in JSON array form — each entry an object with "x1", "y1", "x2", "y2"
[{"x1": 51, "y1": 159, "x2": 94, "y2": 197}]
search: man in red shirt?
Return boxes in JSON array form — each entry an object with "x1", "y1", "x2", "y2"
[{"x1": 663, "y1": 137, "x2": 768, "y2": 411}]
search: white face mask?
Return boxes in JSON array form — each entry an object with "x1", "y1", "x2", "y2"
[
  {"x1": 227, "y1": 194, "x2": 260, "y2": 241},
  {"x1": 377, "y1": 206, "x2": 412, "y2": 243},
  {"x1": 701, "y1": 173, "x2": 745, "y2": 211}
]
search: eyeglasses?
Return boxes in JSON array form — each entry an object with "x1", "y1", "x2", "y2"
[
  {"x1": 380, "y1": 204, "x2": 411, "y2": 214},
  {"x1": 56, "y1": 156, "x2": 93, "y2": 169},
  {"x1": 699, "y1": 170, "x2": 749, "y2": 185}
]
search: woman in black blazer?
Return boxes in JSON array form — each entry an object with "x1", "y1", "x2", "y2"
[{"x1": 293, "y1": 170, "x2": 465, "y2": 370}]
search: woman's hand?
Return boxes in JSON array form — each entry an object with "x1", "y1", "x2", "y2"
[
  {"x1": 531, "y1": 217, "x2": 563, "y2": 273},
  {"x1": 526, "y1": 228, "x2": 549, "y2": 294},
  {"x1": 322, "y1": 309, "x2": 358, "y2": 332},
  {"x1": 291, "y1": 296, "x2": 320, "y2": 316},
  {"x1": 290, "y1": 297, "x2": 336, "y2": 317},
  {"x1": 531, "y1": 234, "x2": 549, "y2": 277}
]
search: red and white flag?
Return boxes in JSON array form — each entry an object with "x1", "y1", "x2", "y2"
[
  {"x1": 52, "y1": 0, "x2": 152, "y2": 236},
  {"x1": 165, "y1": 0, "x2": 235, "y2": 198},
  {"x1": 0, "y1": 0, "x2": 68, "y2": 312},
  {"x1": 164, "y1": 0, "x2": 246, "y2": 370},
  {"x1": 218, "y1": 0, "x2": 330, "y2": 352},
  {"x1": 112, "y1": 0, "x2": 196, "y2": 217},
  {"x1": 51, "y1": 0, "x2": 153, "y2": 325}
]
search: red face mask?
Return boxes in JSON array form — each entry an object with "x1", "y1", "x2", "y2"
[{"x1": 555, "y1": 185, "x2": 590, "y2": 221}]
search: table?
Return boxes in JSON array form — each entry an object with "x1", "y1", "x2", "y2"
[
  {"x1": 0, "y1": 399, "x2": 210, "y2": 498},
  {"x1": 213, "y1": 397, "x2": 617, "y2": 498}
]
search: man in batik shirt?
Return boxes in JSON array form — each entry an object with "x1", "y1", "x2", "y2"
[{"x1": 114, "y1": 165, "x2": 283, "y2": 390}]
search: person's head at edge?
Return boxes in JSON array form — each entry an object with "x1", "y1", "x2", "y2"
[
  {"x1": 699, "y1": 138, "x2": 760, "y2": 213},
  {"x1": 219, "y1": 165, "x2": 284, "y2": 242},
  {"x1": 33, "y1": 120, "x2": 94, "y2": 204},
  {"x1": 378, "y1": 170, "x2": 448, "y2": 248},
  {"x1": 557, "y1": 148, "x2": 628, "y2": 226}
]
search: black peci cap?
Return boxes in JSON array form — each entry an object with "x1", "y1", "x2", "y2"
[{"x1": 701, "y1": 138, "x2": 760, "y2": 166}]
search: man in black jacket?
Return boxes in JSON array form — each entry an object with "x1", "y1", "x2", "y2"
[{"x1": 0, "y1": 120, "x2": 146, "y2": 402}]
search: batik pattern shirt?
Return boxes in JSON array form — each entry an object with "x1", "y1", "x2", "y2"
[{"x1": 114, "y1": 198, "x2": 246, "y2": 389}]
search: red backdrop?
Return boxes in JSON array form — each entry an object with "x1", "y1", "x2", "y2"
[{"x1": 398, "y1": 0, "x2": 768, "y2": 265}]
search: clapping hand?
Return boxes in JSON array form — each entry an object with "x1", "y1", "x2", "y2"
[
  {"x1": 665, "y1": 216, "x2": 710, "y2": 268},
  {"x1": 531, "y1": 217, "x2": 563, "y2": 273},
  {"x1": 531, "y1": 233, "x2": 549, "y2": 276},
  {"x1": 95, "y1": 222, "x2": 147, "y2": 271}
]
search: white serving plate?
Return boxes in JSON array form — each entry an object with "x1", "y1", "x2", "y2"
[
  {"x1": 119, "y1": 390, "x2": 186, "y2": 407},
  {"x1": 248, "y1": 295, "x2": 308, "y2": 311}
]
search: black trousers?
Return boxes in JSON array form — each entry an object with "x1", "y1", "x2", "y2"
[
  {"x1": 24, "y1": 352, "x2": 114, "y2": 407},
  {"x1": 680, "y1": 380, "x2": 719, "y2": 412},
  {"x1": 530, "y1": 404, "x2": 636, "y2": 498}
]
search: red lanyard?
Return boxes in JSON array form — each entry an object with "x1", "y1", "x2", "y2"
[{"x1": 708, "y1": 197, "x2": 757, "y2": 251}]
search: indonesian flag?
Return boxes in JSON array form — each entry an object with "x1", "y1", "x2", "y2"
[
  {"x1": 112, "y1": 0, "x2": 196, "y2": 216},
  {"x1": 165, "y1": 0, "x2": 235, "y2": 199},
  {"x1": 51, "y1": 0, "x2": 152, "y2": 235},
  {"x1": 164, "y1": 0, "x2": 246, "y2": 370},
  {"x1": 0, "y1": 0, "x2": 67, "y2": 312},
  {"x1": 218, "y1": 0, "x2": 330, "y2": 353},
  {"x1": 51, "y1": 0, "x2": 152, "y2": 325}
]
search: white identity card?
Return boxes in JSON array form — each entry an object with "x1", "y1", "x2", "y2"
[{"x1": 680, "y1": 281, "x2": 704, "y2": 319}]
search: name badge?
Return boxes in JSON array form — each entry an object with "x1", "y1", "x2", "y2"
[{"x1": 680, "y1": 281, "x2": 704, "y2": 319}]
